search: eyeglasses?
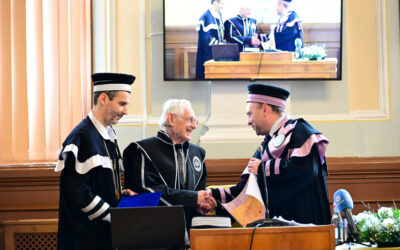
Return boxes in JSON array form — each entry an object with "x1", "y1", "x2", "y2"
[{"x1": 181, "y1": 116, "x2": 198, "y2": 125}]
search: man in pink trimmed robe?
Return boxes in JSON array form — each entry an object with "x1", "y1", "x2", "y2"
[{"x1": 210, "y1": 83, "x2": 331, "y2": 225}]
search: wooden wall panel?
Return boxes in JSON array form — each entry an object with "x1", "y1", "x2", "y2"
[
  {"x1": 0, "y1": 157, "x2": 398, "y2": 223},
  {"x1": 0, "y1": 163, "x2": 60, "y2": 223}
]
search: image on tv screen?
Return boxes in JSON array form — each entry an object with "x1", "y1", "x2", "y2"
[{"x1": 164, "y1": 0, "x2": 342, "y2": 81}]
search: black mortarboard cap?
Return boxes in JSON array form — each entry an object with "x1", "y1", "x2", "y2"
[{"x1": 92, "y1": 72, "x2": 135, "y2": 93}]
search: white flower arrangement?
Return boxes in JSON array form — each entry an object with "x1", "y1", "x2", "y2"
[
  {"x1": 300, "y1": 45, "x2": 327, "y2": 61},
  {"x1": 354, "y1": 206, "x2": 400, "y2": 246}
]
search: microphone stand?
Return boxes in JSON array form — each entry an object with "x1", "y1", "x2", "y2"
[{"x1": 335, "y1": 226, "x2": 372, "y2": 249}]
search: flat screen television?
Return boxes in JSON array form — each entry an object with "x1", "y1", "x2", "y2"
[{"x1": 163, "y1": 0, "x2": 342, "y2": 81}]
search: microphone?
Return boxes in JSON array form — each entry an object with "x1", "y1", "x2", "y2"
[
  {"x1": 294, "y1": 38, "x2": 302, "y2": 59},
  {"x1": 333, "y1": 189, "x2": 359, "y2": 242}
]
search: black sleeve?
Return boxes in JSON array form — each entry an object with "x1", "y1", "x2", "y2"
[{"x1": 123, "y1": 143, "x2": 144, "y2": 193}]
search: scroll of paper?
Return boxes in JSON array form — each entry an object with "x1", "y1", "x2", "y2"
[{"x1": 221, "y1": 173, "x2": 266, "y2": 227}]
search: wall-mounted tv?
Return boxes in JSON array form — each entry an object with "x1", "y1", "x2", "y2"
[{"x1": 163, "y1": 0, "x2": 342, "y2": 81}]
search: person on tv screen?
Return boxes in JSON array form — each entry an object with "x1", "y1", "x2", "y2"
[
  {"x1": 208, "y1": 83, "x2": 331, "y2": 225},
  {"x1": 195, "y1": 0, "x2": 225, "y2": 79},
  {"x1": 123, "y1": 99, "x2": 216, "y2": 231},
  {"x1": 270, "y1": 0, "x2": 303, "y2": 52},
  {"x1": 224, "y1": 3, "x2": 260, "y2": 52}
]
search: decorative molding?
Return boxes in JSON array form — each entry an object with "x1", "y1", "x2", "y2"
[
  {"x1": 92, "y1": 0, "x2": 116, "y2": 72},
  {"x1": 300, "y1": 0, "x2": 390, "y2": 122},
  {"x1": 375, "y1": 0, "x2": 390, "y2": 118}
]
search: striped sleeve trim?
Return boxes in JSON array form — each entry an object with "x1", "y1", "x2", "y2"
[
  {"x1": 202, "y1": 23, "x2": 220, "y2": 32},
  {"x1": 274, "y1": 158, "x2": 281, "y2": 175},
  {"x1": 265, "y1": 160, "x2": 271, "y2": 176},
  {"x1": 55, "y1": 144, "x2": 113, "y2": 174},
  {"x1": 82, "y1": 196, "x2": 101, "y2": 213},
  {"x1": 102, "y1": 213, "x2": 111, "y2": 222},
  {"x1": 289, "y1": 134, "x2": 329, "y2": 165},
  {"x1": 219, "y1": 187, "x2": 226, "y2": 203},
  {"x1": 209, "y1": 37, "x2": 216, "y2": 46},
  {"x1": 88, "y1": 202, "x2": 110, "y2": 221}
]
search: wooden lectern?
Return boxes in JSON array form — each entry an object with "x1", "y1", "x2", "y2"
[
  {"x1": 190, "y1": 225, "x2": 335, "y2": 250},
  {"x1": 204, "y1": 52, "x2": 337, "y2": 79}
]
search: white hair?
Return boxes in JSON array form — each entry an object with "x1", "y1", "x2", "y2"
[
  {"x1": 159, "y1": 99, "x2": 193, "y2": 129},
  {"x1": 239, "y1": 1, "x2": 250, "y2": 10}
]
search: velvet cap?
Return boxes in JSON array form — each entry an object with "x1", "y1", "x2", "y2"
[
  {"x1": 247, "y1": 83, "x2": 290, "y2": 109},
  {"x1": 92, "y1": 72, "x2": 135, "y2": 93}
]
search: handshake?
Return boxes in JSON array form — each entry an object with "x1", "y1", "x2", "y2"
[{"x1": 196, "y1": 189, "x2": 217, "y2": 215}]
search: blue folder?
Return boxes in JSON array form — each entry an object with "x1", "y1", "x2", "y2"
[{"x1": 117, "y1": 192, "x2": 162, "y2": 208}]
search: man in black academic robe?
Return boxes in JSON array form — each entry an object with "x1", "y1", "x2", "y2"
[
  {"x1": 55, "y1": 73, "x2": 136, "y2": 250},
  {"x1": 195, "y1": 0, "x2": 225, "y2": 79},
  {"x1": 224, "y1": 4, "x2": 260, "y2": 52},
  {"x1": 272, "y1": 0, "x2": 303, "y2": 52},
  {"x1": 123, "y1": 99, "x2": 215, "y2": 231},
  {"x1": 210, "y1": 84, "x2": 331, "y2": 225}
]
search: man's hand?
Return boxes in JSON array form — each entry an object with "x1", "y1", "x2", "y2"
[
  {"x1": 197, "y1": 190, "x2": 217, "y2": 215},
  {"x1": 251, "y1": 34, "x2": 261, "y2": 47},
  {"x1": 247, "y1": 157, "x2": 262, "y2": 175},
  {"x1": 122, "y1": 188, "x2": 137, "y2": 196}
]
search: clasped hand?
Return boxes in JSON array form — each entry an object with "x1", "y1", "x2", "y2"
[
  {"x1": 251, "y1": 34, "x2": 261, "y2": 47},
  {"x1": 196, "y1": 190, "x2": 217, "y2": 215}
]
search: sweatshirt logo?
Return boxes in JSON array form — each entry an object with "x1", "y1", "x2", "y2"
[{"x1": 193, "y1": 156, "x2": 202, "y2": 172}]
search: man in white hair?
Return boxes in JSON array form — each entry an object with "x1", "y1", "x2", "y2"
[
  {"x1": 224, "y1": 2, "x2": 260, "y2": 52},
  {"x1": 123, "y1": 99, "x2": 216, "y2": 231}
]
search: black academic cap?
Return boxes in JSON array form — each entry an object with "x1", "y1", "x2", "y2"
[
  {"x1": 92, "y1": 72, "x2": 135, "y2": 93},
  {"x1": 247, "y1": 83, "x2": 290, "y2": 109}
]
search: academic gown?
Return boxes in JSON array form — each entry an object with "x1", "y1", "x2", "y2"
[
  {"x1": 195, "y1": 9, "x2": 224, "y2": 79},
  {"x1": 274, "y1": 11, "x2": 303, "y2": 52},
  {"x1": 123, "y1": 130, "x2": 207, "y2": 228},
  {"x1": 211, "y1": 116, "x2": 332, "y2": 225},
  {"x1": 224, "y1": 14, "x2": 257, "y2": 52},
  {"x1": 55, "y1": 112, "x2": 122, "y2": 250}
]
